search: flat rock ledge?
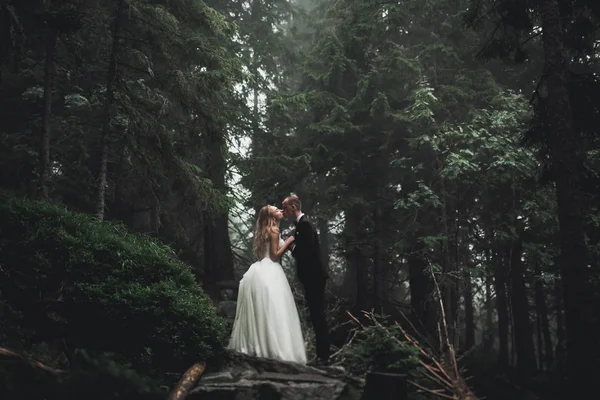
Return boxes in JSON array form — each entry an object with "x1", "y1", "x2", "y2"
[{"x1": 189, "y1": 350, "x2": 363, "y2": 400}]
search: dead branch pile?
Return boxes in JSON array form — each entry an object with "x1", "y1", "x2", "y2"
[
  {"x1": 333, "y1": 266, "x2": 480, "y2": 399},
  {"x1": 340, "y1": 311, "x2": 478, "y2": 400}
]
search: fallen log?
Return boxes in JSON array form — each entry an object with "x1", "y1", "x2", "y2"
[
  {"x1": 168, "y1": 362, "x2": 207, "y2": 400},
  {"x1": 0, "y1": 346, "x2": 63, "y2": 374}
]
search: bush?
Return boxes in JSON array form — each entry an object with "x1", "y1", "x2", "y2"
[
  {"x1": 0, "y1": 193, "x2": 227, "y2": 374},
  {"x1": 336, "y1": 315, "x2": 422, "y2": 377}
]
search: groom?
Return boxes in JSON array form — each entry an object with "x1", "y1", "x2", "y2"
[{"x1": 282, "y1": 195, "x2": 330, "y2": 366}]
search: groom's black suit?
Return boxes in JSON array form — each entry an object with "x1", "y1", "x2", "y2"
[{"x1": 292, "y1": 214, "x2": 330, "y2": 361}]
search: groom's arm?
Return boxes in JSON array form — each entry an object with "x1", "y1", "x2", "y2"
[{"x1": 291, "y1": 221, "x2": 314, "y2": 262}]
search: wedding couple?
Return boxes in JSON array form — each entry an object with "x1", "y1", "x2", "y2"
[{"x1": 228, "y1": 195, "x2": 331, "y2": 366}]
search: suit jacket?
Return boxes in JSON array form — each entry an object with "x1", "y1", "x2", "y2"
[{"x1": 291, "y1": 215, "x2": 329, "y2": 284}]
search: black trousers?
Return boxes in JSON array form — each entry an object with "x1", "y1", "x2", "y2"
[{"x1": 303, "y1": 279, "x2": 330, "y2": 360}]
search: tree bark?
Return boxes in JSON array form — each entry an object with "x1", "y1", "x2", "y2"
[
  {"x1": 408, "y1": 236, "x2": 437, "y2": 338},
  {"x1": 464, "y1": 268, "x2": 476, "y2": 350},
  {"x1": 39, "y1": 28, "x2": 57, "y2": 200},
  {"x1": 483, "y1": 271, "x2": 495, "y2": 351},
  {"x1": 203, "y1": 126, "x2": 235, "y2": 297},
  {"x1": 96, "y1": 0, "x2": 125, "y2": 220},
  {"x1": 168, "y1": 362, "x2": 207, "y2": 400},
  {"x1": 535, "y1": 305, "x2": 544, "y2": 370},
  {"x1": 533, "y1": 262, "x2": 553, "y2": 370},
  {"x1": 509, "y1": 239, "x2": 536, "y2": 384},
  {"x1": 539, "y1": 0, "x2": 594, "y2": 392},
  {"x1": 493, "y1": 248, "x2": 510, "y2": 367},
  {"x1": 373, "y1": 199, "x2": 385, "y2": 312},
  {"x1": 440, "y1": 196, "x2": 458, "y2": 347},
  {"x1": 344, "y1": 204, "x2": 369, "y2": 313},
  {"x1": 554, "y1": 274, "x2": 565, "y2": 369}
]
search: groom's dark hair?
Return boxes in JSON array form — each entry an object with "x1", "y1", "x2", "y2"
[{"x1": 284, "y1": 195, "x2": 302, "y2": 211}]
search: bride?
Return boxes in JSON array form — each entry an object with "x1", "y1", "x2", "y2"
[{"x1": 228, "y1": 205, "x2": 307, "y2": 364}]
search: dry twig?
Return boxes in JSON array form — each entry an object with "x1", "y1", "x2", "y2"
[
  {"x1": 345, "y1": 310, "x2": 365, "y2": 328},
  {"x1": 408, "y1": 379, "x2": 457, "y2": 399},
  {"x1": 331, "y1": 329, "x2": 358, "y2": 360}
]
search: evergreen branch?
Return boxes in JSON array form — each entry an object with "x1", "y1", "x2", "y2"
[{"x1": 128, "y1": 14, "x2": 186, "y2": 40}]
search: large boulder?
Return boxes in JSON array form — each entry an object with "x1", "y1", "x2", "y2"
[{"x1": 189, "y1": 350, "x2": 363, "y2": 400}]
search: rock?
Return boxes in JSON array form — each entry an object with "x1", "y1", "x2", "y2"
[
  {"x1": 189, "y1": 350, "x2": 362, "y2": 400},
  {"x1": 220, "y1": 288, "x2": 235, "y2": 301},
  {"x1": 202, "y1": 371, "x2": 235, "y2": 384},
  {"x1": 216, "y1": 280, "x2": 239, "y2": 301},
  {"x1": 216, "y1": 300, "x2": 238, "y2": 319}
]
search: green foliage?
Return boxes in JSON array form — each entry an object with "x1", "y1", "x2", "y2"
[
  {"x1": 0, "y1": 193, "x2": 227, "y2": 374},
  {"x1": 338, "y1": 316, "x2": 422, "y2": 377},
  {"x1": 0, "y1": 0, "x2": 244, "y2": 277}
]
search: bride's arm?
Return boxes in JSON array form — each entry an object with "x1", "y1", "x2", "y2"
[{"x1": 269, "y1": 231, "x2": 294, "y2": 262}]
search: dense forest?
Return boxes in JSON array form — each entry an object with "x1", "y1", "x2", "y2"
[{"x1": 1, "y1": 0, "x2": 599, "y2": 399}]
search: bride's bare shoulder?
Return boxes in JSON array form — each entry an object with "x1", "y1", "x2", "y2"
[{"x1": 269, "y1": 227, "x2": 280, "y2": 238}]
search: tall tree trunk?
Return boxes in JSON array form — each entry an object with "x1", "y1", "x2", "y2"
[
  {"x1": 554, "y1": 274, "x2": 565, "y2": 370},
  {"x1": 249, "y1": 0, "x2": 265, "y2": 215},
  {"x1": 344, "y1": 204, "x2": 369, "y2": 313},
  {"x1": 39, "y1": 28, "x2": 57, "y2": 200},
  {"x1": 533, "y1": 262, "x2": 554, "y2": 370},
  {"x1": 203, "y1": 126, "x2": 235, "y2": 297},
  {"x1": 483, "y1": 271, "x2": 495, "y2": 351},
  {"x1": 406, "y1": 230, "x2": 440, "y2": 346},
  {"x1": 494, "y1": 248, "x2": 510, "y2": 367},
  {"x1": 96, "y1": 0, "x2": 124, "y2": 220},
  {"x1": 535, "y1": 306, "x2": 544, "y2": 370},
  {"x1": 452, "y1": 195, "x2": 462, "y2": 350},
  {"x1": 509, "y1": 238, "x2": 536, "y2": 384},
  {"x1": 539, "y1": 0, "x2": 594, "y2": 393},
  {"x1": 372, "y1": 195, "x2": 385, "y2": 313},
  {"x1": 408, "y1": 237, "x2": 436, "y2": 338},
  {"x1": 440, "y1": 196, "x2": 458, "y2": 346},
  {"x1": 372, "y1": 132, "x2": 391, "y2": 313},
  {"x1": 112, "y1": 135, "x2": 127, "y2": 223},
  {"x1": 464, "y1": 268, "x2": 475, "y2": 350},
  {"x1": 508, "y1": 285, "x2": 515, "y2": 367}
]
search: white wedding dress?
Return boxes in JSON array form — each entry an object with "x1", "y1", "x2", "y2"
[{"x1": 228, "y1": 237, "x2": 307, "y2": 364}]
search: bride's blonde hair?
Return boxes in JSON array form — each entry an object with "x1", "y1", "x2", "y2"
[{"x1": 253, "y1": 205, "x2": 279, "y2": 260}]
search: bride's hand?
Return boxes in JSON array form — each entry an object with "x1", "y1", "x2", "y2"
[{"x1": 285, "y1": 236, "x2": 295, "y2": 244}]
